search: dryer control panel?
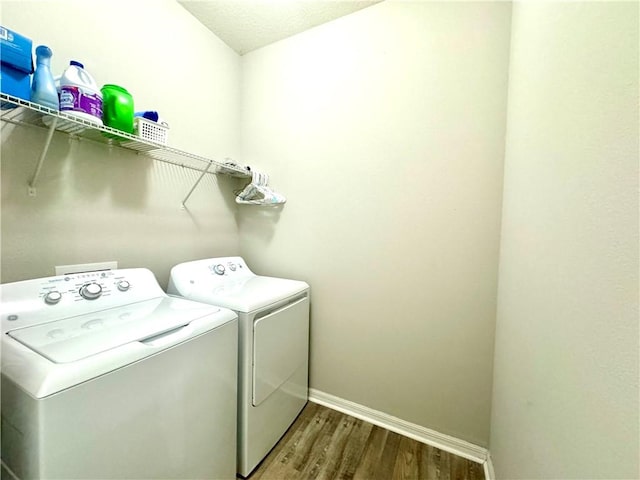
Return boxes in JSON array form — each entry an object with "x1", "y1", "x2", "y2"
[
  {"x1": 208, "y1": 257, "x2": 252, "y2": 277},
  {"x1": 168, "y1": 257, "x2": 256, "y2": 301}
]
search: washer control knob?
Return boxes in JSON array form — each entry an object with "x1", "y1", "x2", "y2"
[
  {"x1": 44, "y1": 291, "x2": 62, "y2": 305},
  {"x1": 213, "y1": 264, "x2": 225, "y2": 275},
  {"x1": 228, "y1": 263, "x2": 237, "y2": 272},
  {"x1": 117, "y1": 280, "x2": 131, "y2": 292},
  {"x1": 80, "y1": 282, "x2": 102, "y2": 300}
]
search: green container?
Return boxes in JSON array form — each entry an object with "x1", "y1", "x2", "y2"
[{"x1": 101, "y1": 84, "x2": 134, "y2": 135}]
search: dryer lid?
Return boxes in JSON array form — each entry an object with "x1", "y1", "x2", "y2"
[
  {"x1": 7, "y1": 297, "x2": 221, "y2": 363},
  {"x1": 189, "y1": 276, "x2": 308, "y2": 313}
]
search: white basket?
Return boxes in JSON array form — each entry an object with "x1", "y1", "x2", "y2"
[{"x1": 135, "y1": 117, "x2": 169, "y2": 145}]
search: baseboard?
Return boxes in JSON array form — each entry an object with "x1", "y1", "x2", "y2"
[
  {"x1": 483, "y1": 453, "x2": 496, "y2": 480},
  {"x1": 308, "y1": 388, "x2": 489, "y2": 465}
]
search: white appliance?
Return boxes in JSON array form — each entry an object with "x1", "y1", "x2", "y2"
[
  {"x1": 1, "y1": 268, "x2": 238, "y2": 480},
  {"x1": 167, "y1": 257, "x2": 310, "y2": 477}
]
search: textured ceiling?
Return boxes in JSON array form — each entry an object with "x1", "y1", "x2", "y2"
[{"x1": 178, "y1": 0, "x2": 382, "y2": 55}]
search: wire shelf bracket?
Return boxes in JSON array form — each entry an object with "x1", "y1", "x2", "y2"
[
  {"x1": 27, "y1": 115, "x2": 58, "y2": 196},
  {"x1": 181, "y1": 160, "x2": 213, "y2": 208}
]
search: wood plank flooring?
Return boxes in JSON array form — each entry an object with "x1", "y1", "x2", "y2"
[{"x1": 248, "y1": 402, "x2": 485, "y2": 480}]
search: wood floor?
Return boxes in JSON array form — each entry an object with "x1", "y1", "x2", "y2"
[{"x1": 248, "y1": 402, "x2": 485, "y2": 480}]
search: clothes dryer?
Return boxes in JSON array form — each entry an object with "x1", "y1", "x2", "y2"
[
  {"x1": 1, "y1": 268, "x2": 238, "y2": 480},
  {"x1": 168, "y1": 257, "x2": 309, "y2": 477}
]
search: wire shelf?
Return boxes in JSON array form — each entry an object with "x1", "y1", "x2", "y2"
[{"x1": 0, "y1": 93, "x2": 251, "y2": 177}]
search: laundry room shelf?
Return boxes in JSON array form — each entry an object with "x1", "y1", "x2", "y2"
[{"x1": 0, "y1": 93, "x2": 251, "y2": 202}]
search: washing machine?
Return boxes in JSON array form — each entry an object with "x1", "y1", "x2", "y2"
[
  {"x1": 167, "y1": 256, "x2": 310, "y2": 477},
  {"x1": 1, "y1": 268, "x2": 238, "y2": 480}
]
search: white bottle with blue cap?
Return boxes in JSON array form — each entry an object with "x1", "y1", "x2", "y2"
[{"x1": 59, "y1": 60, "x2": 102, "y2": 125}]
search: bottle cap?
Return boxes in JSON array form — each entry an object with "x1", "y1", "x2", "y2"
[{"x1": 35, "y1": 45, "x2": 52, "y2": 56}]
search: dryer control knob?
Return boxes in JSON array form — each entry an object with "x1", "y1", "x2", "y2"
[
  {"x1": 117, "y1": 280, "x2": 130, "y2": 292},
  {"x1": 213, "y1": 264, "x2": 226, "y2": 275},
  {"x1": 44, "y1": 291, "x2": 62, "y2": 305},
  {"x1": 80, "y1": 282, "x2": 102, "y2": 300}
]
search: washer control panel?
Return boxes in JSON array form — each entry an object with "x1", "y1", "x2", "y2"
[
  {"x1": 39, "y1": 270, "x2": 129, "y2": 305},
  {"x1": 1, "y1": 268, "x2": 165, "y2": 332}
]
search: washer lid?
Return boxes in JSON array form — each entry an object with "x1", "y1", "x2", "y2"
[
  {"x1": 7, "y1": 297, "x2": 221, "y2": 363},
  {"x1": 192, "y1": 276, "x2": 308, "y2": 313}
]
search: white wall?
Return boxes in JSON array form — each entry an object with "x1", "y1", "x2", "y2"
[
  {"x1": 239, "y1": 1, "x2": 512, "y2": 446},
  {"x1": 0, "y1": 0, "x2": 242, "y2": 286},
  {"x1": 490, "y1": 2, "x2": 639, "y2": 478}
]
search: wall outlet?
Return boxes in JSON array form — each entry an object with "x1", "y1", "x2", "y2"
[{"x1": 55, "y1": 261, "x2": 118, "y2": 275}]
